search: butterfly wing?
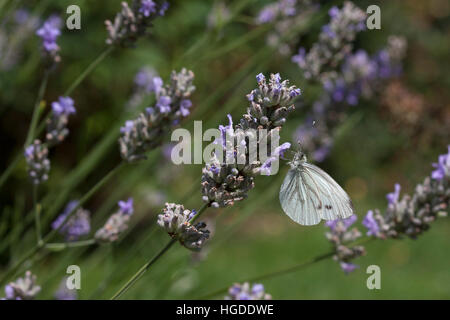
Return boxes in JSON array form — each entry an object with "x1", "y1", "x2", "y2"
[
  {"x1": 279, "y1": 163, "x2": 354, "y2": 226},
  {"x1": 279, "y1": 168, "x2": 321, "y2": 226}
]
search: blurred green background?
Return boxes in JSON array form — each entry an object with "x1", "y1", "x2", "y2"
[{"x1": 0, "y1": 0, "x2": 449, "y2": 299}]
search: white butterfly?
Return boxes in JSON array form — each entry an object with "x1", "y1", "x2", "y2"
[{"x1": 279, "y1": 151, "x2": 354, "y2": 226}]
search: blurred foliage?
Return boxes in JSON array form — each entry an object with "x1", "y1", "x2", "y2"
[{"x1": 0, "y1": 0, "x2": 449, "y2": 299}]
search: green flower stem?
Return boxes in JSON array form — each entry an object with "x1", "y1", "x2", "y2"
[
  {"x1": 110, "y1": 202, "x2": 211, "y2": 300},
  {"x1": 0, "y1": 162, "x2": 124, "y2": 286},
  {"x1": 45, "y1": 239, "x2": 96, "y2": 250},
  {"x1": 197, "y1": 238, "x2": 374, "y2": 299},
  {"x1": 33, "y1": 185, "x2": 42, "y2": 245},
  {"x1": 25, "y1": 69, "x2": 49, "y2": 147}
]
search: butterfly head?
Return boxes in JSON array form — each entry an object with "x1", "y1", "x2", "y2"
[{"x1": 288, "y1": 150, "x2": 307, "y2": 169}]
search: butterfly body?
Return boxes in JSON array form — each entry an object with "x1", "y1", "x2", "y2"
[{"x1": 279, "y1": 151, "x2": 353, "y2": 226}]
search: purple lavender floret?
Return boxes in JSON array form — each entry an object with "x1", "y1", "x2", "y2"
[
  {"x1": 51, "y1": 96, "x2": 76, "y2": 115},
  {"x1": 362, "y1": 210, "x2": 380, "y2": 236},
  {"x1": 52, "y1": 201, "x2": 91, "y2": 241},
  {"x1": 139, "y1": 0, "x2": 157, "y2": 17},
  {"x1": 36, "y1": 15, "x2": 62, "y2": 65},
  {"x1": 431, "y1": 146, "x2": 450, "y2": 181},
  {"x1": 105, "y1": 0, "x2": 170, "y2": 47},
  {"x1": 118, "y1": 198, "x2": 134, "y2": 215}
]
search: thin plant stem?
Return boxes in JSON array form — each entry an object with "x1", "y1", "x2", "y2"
[
  {"x1": 110, "y1": 202, "x2": 211, "y2": 300},
  {"x1": 32, "y1": 185, "x2": 42, "y2": 245},
  {"x1": 0, "y1": 162, "x2": 124, "y2": 285},
  {"x1": 64, "y1": 46, "x2": 114, "y2": 96},
  {"x1": 197, "y1": 238, "x2": 374, "y2": 299},
  {"x1": 25, "y1": 70, "x2": 49, "y2": 147},
  {"x1": 45, "y1": 239, "x2": 96, "y2": 250}
]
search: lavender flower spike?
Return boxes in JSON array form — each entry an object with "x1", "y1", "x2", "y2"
[
  {"x1": 119, "y1": 68, "x2": 195, "y2": 162},
  {"x1": 105, "y1": 0, "x2": 169, "y2": 47},
  {"x1": 24, "y1": 140, "x2": 50, "y2": 185},
  {"x1": 46, "y1": 96, "x2": 76, "y2": 145},
  {"x1": 325, "y1": 215, "x2": 365, "y2": 274},
  {"x1": 95, "y1": 198, "x2": 134, "y2": 243},
  {"x1": 36, "y1": 15, "x2": 62, "y2": 65},
  {"x1": 157, "y1": 203, "x2": 210, "y2": 251},
  {"x1": 2, "y1": 271, "x2": 41, "y2": 300},
  {"x1": 365, "y1": 146, "x2": 450, "y2": 239},
  {"x1": 52, "y1": 201, "x2": 91, "y2": 241}
]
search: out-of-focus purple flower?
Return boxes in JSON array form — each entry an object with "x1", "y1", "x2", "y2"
[
  {"x1": 54, "y1": 278, "x2": 77, "y2": 300},
  {"x1": 139, "y1": 0, "x2": 157, "y2": 17},
  {"x1": 340, "y1": 262, "x2": 358, "y2": 274},
  {"x1": 24, "y1": 140, "x2": 50, "y2": 185},
  {"x1": 118, "y1": 198, "x2": 134, "y2": 215},
  {"x1": 225, "y1": 282, "x2": 271, "y2": 300},
  {"x1": 120, "y1": 120, "x2": 135, "y2": 134},
  {"x1": 386, "y1": 183, "x2": 401, "y2": 206},
  {"x1": 159, "y1": 1, "x2": 170, "y2": 16},
  {"x1": 36, "y1": 16, "x2": 61, "y2": 52},
  {"x1": 431, "y1": 146, "x2": 450, "y2": 181},
  {"x1": 51, "y1": 96, "x2": 76, "y2": 115},
  {"x1": 257, "y1": 6, "x2": 277, "y2": 24},
  {"x1": 363, "y1": 210, "x2": 380, "y2": 236},
  {"x1": 328, "y1": 6, "x2": 339, "y2": 18},
  {"x1": 52, "y1": 201, "x2": 91, "y2": 241},
  {"x1": 217, "y1": 114, "x2": 234, "y2": 147}
]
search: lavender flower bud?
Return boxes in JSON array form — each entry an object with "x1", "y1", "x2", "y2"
[
  {"x1": 54, "y1": 277, "x2": 77, "y2": 300},
  {"x1": 225, "y1": 282, "x2": 272, "y2": 300},
  {"x1": 51, "y1": 201, "x2": 91, "y2": 241},
  {"x1": 2, "y1": 271, "x2": 41, "y2": 300},
  {"x1": 325, "y1": 214, "x2": 365, "y2": 273},
  {"x1": 157, "y1": 203, "x2": 210, "y2": 251},
  {"x1": 105, "y1": 0, "x2": 169, "y2": 48},
  {"x1": 36, "y1": 15, "x2": 62, "y2": 66},
  {"x1": 24, "y1": 140, "x2": 50, "y2": 185},
  {"x1": 95, "y1": 198, "x2": 134, "y2": 243},
  {"x1": 119, "y1": 68, "x2": 195, "y2": 162},
  {"x1": 46, "y1": 96, "x2": 76, "y2": 145}
]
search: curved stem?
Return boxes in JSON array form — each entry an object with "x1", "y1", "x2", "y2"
[{"x1": 110, "y1": 202, "x2": 211, "y2": 300}]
